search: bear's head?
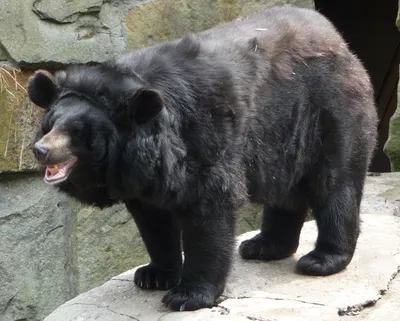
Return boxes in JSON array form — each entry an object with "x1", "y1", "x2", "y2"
[{"x1": 27, "y1": 68, "x2": 164, "y2": 187}]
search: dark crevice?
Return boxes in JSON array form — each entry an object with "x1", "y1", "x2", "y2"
[
  {"x1": 32, "y1": 0, "x2": 102, "y2": 24},
  {"x1": 2, "y1": 292, "x2": 18, "y2": 314},
  {"x1": 45, "y1": 225, "x2": 64, "y2": 238},
  {"x1": 338, "y1": 299, "x2": 378, "y2": 316},
  {"x1": 157, "y1": 311, "x2": 174, "y2": 321},
  {"x1": 247, "y1": 317, "x2": 275, "y2": 321},
  {"x1": 0, "y1": 42, "x2": 14, "y2": 62}
]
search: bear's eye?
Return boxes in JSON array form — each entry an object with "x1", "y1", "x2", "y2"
[
  {"x1": 41, "y1": 111, "x2": 55, "y2": 135},
  {"x1": 41, "y1": 115, "x2": 54, "y2": 135},
  {"x1": 70, "y1": 120, "x2": 85, "y2": 137}
]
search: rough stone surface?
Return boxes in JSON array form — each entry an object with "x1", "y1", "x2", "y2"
[
  {"x1": 0, "y1": 173, "x2": 77, "y2": 321},
  {"x1": 343, "y1": 273, "x2": 400, "y2": 320},
  {"x1": 0, "y1": 173, "x2": 148, "y2": 321},
  {"x1": 361, "y1": 172, "x2": 400, "y2": 216},
  {"x1": 43, "y1": 213, "x2": 400, "y2": 321},
  {"x1": 0, "y1": 0, "x2": 126, "y2": 65},
  {"x1": 0, "y1": 46, "x2": 7, "y2": 60},
  {"x1": 33, "y1": 0, "x2": 104, "y2": 23},
  {"x1": 75, "y1": 203, "x2": 149, "y2": 294}
]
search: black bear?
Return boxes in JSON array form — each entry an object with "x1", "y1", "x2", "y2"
[{"x1": 27, "y1": 6, "x2": 378, "y2": 311}]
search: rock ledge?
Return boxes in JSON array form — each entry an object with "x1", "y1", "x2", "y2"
[{"x1": 44, "y1": 173, "x2": 400, "y2": 321}]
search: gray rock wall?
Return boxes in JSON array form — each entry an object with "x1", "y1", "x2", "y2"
[
  {"x1": 0, "y1": 173, "x2": 151, "y2": 321},
  {"x1": 0, "y1": 173, "x2": 78, "y2": 321}
]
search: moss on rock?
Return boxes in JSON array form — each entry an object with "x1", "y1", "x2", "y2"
[
  {"x1": 125, "y1": 0, "x2": 314, "y2": 50},
  {"x1": 385, "y1": 111, "x2": 400, "y2": 171}
]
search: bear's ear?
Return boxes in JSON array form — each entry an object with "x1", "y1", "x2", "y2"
[
  {"x1": 129, "y1": 88, "x2": 164, "y2": 124},
  {"x1": 27, "y1": 70, "x2": 58, "y2": 109}
]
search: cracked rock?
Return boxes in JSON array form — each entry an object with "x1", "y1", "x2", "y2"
[
  {"x1": 32, "y1": 0, "x2": 104, "y2": 23},
  {"x1": 342, "y1": 272, "x2": 400, "y2": 320}
]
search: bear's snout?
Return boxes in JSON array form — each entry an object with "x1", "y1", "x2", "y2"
[
  {"x1": 33, "y1": 143, "x2": 49, "y2": 162},
  {"x1": 33, "y1": 130, "x2": 74, "y2": 165}
]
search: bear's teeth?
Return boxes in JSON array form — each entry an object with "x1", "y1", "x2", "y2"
[{"x1": 47, "y1": 165, "x2": 60, "y2": 175}]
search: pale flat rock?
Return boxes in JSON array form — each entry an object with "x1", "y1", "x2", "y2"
[
  {"x1": 343, "y1": 273, "x2": 400, "y2": 320},
  {"x1": 360, "y1": 172, "x2": 400, "y2": 216},
  {"x1": 44, "y1": 214, "x2": 400, "y2": 321}
]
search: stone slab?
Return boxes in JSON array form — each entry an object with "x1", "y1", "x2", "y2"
[
  {"x1": 43, "y1": 213, "x2": 400, "y2": 321},
  {"x1": 0, "y1": 0, "x2": 125, "y2": 65},
  {"x1": 361, "y1": 172, "x2": 400, "y2": 216},
  {"x1": 0, "y1": 173, "x2": 148, "y2": 321},
  {"x1": 0, "y1": 173, "x2": 77, "y2": 321},
  {"x1": 343, "y1": 273, "x2": 400, "y2": 320}
]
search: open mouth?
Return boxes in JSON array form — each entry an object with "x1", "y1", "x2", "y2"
[{"x1": 44, "y1": 158, "x2": 77, "y2": 185}]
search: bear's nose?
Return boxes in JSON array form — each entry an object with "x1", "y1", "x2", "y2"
[{"x1": 33, "y1": 143, "x2": 49, "y2": 161}]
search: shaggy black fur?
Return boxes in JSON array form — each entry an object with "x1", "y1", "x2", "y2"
[{"x1": 28, "y1": 6, "x2": 378, "y2": 311}]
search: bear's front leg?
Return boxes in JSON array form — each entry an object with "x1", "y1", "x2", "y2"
[
  {"x1": 125, "y1": 200, "x2": 183, "y2": 290},
  {"x1": 162, "y1": 203, "x2": 236, "y2": 311}
]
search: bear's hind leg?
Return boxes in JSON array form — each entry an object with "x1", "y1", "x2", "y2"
[
  {"x1": 125, "y1": 200, "x2": 182, "y2": 290},
  {"x1": 296, "y1": 182, "x2": 361, "y2": 276},
  {"x1": 239, "y1": 200, "x2": 309, "y2": 261}
]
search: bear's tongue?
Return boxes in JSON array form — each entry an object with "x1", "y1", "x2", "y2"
[{"x1": 44, "y1": 159, "x2": 76, "y2": 184}]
